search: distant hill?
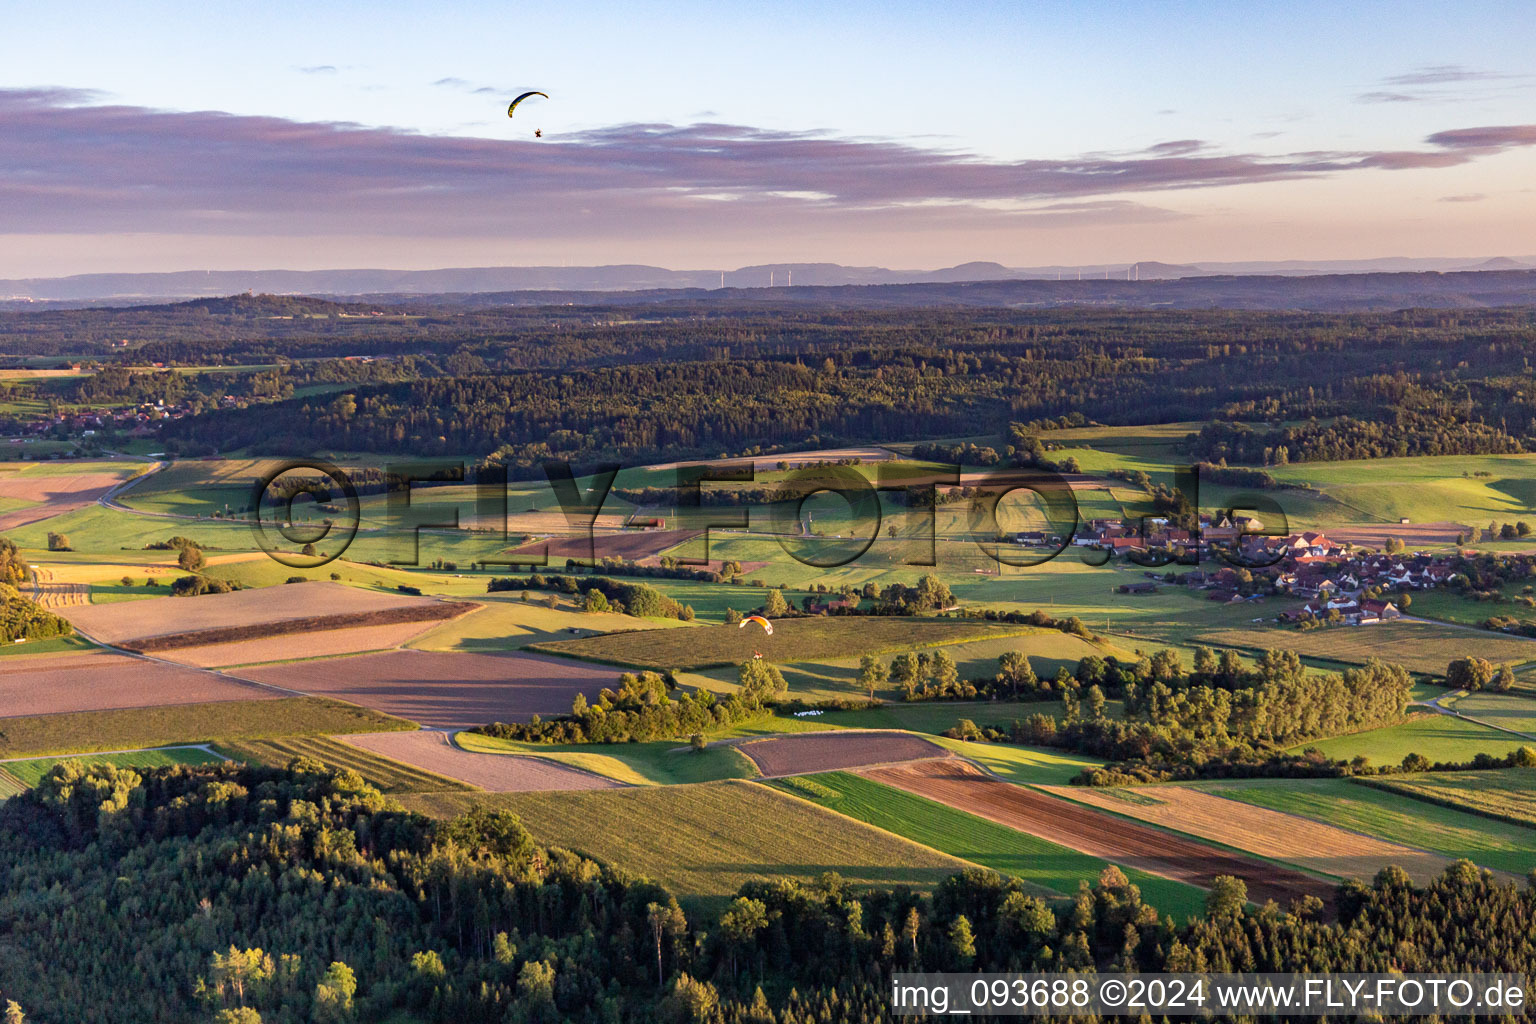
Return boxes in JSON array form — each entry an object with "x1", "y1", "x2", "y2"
[{"x1": 5, "y1": 255, "x2": 1536, "y2": 303}]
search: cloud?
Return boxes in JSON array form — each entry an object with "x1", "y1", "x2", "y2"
[
  {"x1": 1384, "y1": 64, "x2": 1511, "y2": 86},
  {"x1": 434, "y1": 77, "x2": 505, "y2": 95},
  {"x1": 297, "y1": 65, "x2": 338, "y2": 75},
  {"x1": 1, "y1": 88, "x2": 1532, "y2": 244},
  {"x1": 1439, "y1": 193, "x2": 1485, "y2": 203}
]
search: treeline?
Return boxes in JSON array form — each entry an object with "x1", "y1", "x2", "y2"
[
  {"x1": 948, "y1": 651, "x2": 1411, "y2": 783},
  {"x1": 487, "y1": 574, "x2": 693, "y2": 619},
  {"x1": 6, "y1": 755, "x2": 1536, "y2": 1021},
  {"x1": 0, "y1": 582, "x2": 72, "y2": 642},
  {"x1": 471, "y1": 662, "x2": 786, "y2": 744}
]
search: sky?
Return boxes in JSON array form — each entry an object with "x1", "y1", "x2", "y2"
[{"x1": 3, "y1": 0, "x2": 1536, "y2": 276}]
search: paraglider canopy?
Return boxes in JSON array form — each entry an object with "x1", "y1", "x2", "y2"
[
  {"x1": 507, "y1": 91, "x2": 548, "y2": 117},
  {"x1": 739, "y1": 615, "x2": 774, "y2": 635}
]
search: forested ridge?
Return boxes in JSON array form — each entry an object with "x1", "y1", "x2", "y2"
[
  {"x1": 2, "y1": 758, "x2": 1536, "y2": 1023},
  {"x1": 136, "y1": 304, "x2": 1536, "y2": 470}
]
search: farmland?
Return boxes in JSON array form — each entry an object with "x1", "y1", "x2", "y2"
[
  {"x1": 340, "y1": 730, "x2": 620, "y2": 791},
  {"x1": 455, "y1": 730, "x2": 761, "y2": 785},
  {"x1": 1290, "y1": 713, "x2": 1531, "y2": 765},
  {"x1": 399, "y1": 780, "x2": 975, "y2": 914},
  {"x1": 215, "y1": 734, "x2": 475, "y2": 793},
  {"x1": 867, "y1": 759, "x2": 1336, "y2": 908},
  {"x1": 1196, "y1": 621, "x2": 1536, "y2": 674},
  {"x1": 229, "y1": 648, "x2": 626, "y2": 728},
  {"x1": 1051, "y1": 783, "x2": 1454, "y2": 883},
  {"x1": 0, "y1": 745, "x2": 222, "y2": 790},
  {"x1": 1440, "y1": 690, "x2": 1536, "y2": 738},
  {"x1": 1202, "y1": 777, "x2": 1536, "y2": 878},
  {"x1": 738, "y1": 730, "x2": 948, "y2": 776},
  {"x1": 407, "y1": 594, "x2": 690, "y2": 653},
  {"x1": 768, "y1": 771, "x2": 1206, "y2": 917},
  {"x1": 528, "y1": 616, "x2": 1033, "y2": 670},
  {"x1": 0, "y1": 696, "x2": 411, "y2": 759},
  {"x1": 0, "y1": 650, "x2": 277, "y2": 718},
  {"x1": 1361, "y1": 767, "x2": 1536, "y2": 828}
]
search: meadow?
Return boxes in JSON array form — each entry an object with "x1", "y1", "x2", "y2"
[
  {"x1": 1440, "y1": 690, "x2": 1536, "y2": 738},
  {"x1": 1202, "y1": 777, "x2": 1536, "y2": 878},
  {"x1": 529, "y1": 616, "x2": 1033, "y2": 670},
  {"x1": 1288, "y1": 713, "x2": 1531, "y2": 765},
  {"x1": 455, "y1": 730, "x2": 762, "y2": 785},
  {"x1": 1197, "y1": 621, "x2": 1536, "y2": 675},
  {"x1": 0, "y1": 745, "x2": 221, "y2": 794},
  {"x1": 399, "y1": 780, "x2": 974, "y2": 914},
  {"x1": 1360, "y1": 767, "x2": 1536, "y2": 828},
  {"x1": 768, "y1": 770, "x2": 1206, "y2": 918}
]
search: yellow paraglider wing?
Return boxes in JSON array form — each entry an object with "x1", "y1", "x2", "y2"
[
  {"x1": 507, "y1": 91, "x2": 549, "y2": 117},
  {"x1": 739, "y1": 615, "x2": 774, "y2": 635}
]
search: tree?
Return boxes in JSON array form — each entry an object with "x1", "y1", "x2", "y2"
[
  {"x1": 1446, "y1": 656, "x2": 1496, "y2": 692},
  {"x1": 584, "y1": 588, "x2": 610, "y2": 613},
  {"x1": 719, "y1": 896, "x2": 768, "y2": 976},
  {"x1": 213, "y1": 1011, "x2": 261, "y2": 1024},
  {"x1": 4, "y1": 1002, "x2": 24, "y2": 1024},
  {"x1": 763, "y1": 588, "x2": 789, "y2": 618},
  {"x1": 931, "y1": 650, "x2": 960, "y2": 693},
  {"x1": 314, "y1": 961, "x2": 357, "y2": 1021},
  {"x1": 689, "y1": 732, "x2": 706, "y2": 754},
  {"x1": 46, "y1": 532, "x2": 70, "y2": 551},
  {"x1": 300, "y1": 542, "x2": 317, "y2": 557},
  {"x1": 178, "y1": 544, "x2": 204, "y2": 572},
  {"x1": 738, "y1": 659, "x2": 787, "y2": 701},
  {"x1": 1494, "y1": 663, "x2": 1516, "y2": 693},
  {"x1": 947, "y1": 914, "x2": 976, "y2": 969},
  {"x1": 1206, "y1": 875, "x2": 1247, "y2": 918},
  {"x1": 646, "y1": 900, "x2": 687, "y2": 986},
  {"x1": 1520, "y1": 522, "x2": 1533, "y2": 538},
  {"x1": 858, "y1": 655, "x2": 888, "y2": 699},
  {"x1": 998, "y1": 650, "x2": 1037, "y2": 698},
  {"x1": 1085, "y1": 683, "x2": 1108, "y2": 721}
]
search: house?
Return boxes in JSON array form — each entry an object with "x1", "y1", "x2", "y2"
[
  {"x1": 1359, "y1": 598, "x2": 1402, "y2": 622},
  {"x1": 1117, "y1": 582, "x2": 1158, "y2": 595}
]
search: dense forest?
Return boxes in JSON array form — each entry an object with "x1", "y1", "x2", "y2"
[
  {"x1": 0, "y1": 297, "x2": 1524, "y2": 471},
  {"x1": 2, "y1": 758, "x2": 1535, "y2": 1023}
]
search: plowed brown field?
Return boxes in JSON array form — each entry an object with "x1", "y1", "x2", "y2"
[
  {"x1": 341, "y1": 730, "x2": 620, "y2": 792},
  {"x1": 864, "y1": 759, "x2": 1335, "y2": 908},
  {"x1": 0, "y1": 651, "x2": 277, "y2": 718}
]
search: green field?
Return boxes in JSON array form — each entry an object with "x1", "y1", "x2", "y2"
[
  {"x1": 768, "y1": 771, "x2": 1205, "y2": 918},
  {"x1": 1198, "y1": 621, "x2": 1536, "y2": 675},
  {"x1": 215, "y1": 735, "x2": 475, "y2": 794},
  {"x1": 794, "y1": 699, "x2": 1121, "y2": 737},
  {"x1": 1289, "y1": 713, "x2": 1531, "y2": 766},
  {"x1": 455, "y1": 730, "x2": 762, "y2": 785},
  {"x1": 0, "y1": 697, "x2": 413, "y2": 759},
  {"x1": 407, "y1": 593, "x2": 688, "y2": 653},
  {"x1": 399, "y1": 780, "x2": 975, "y2": 914},
  {"x1": 926, "y1": 736, "x2": 1104, "y2": 785},
  {"x1": 1360, "y1": 767, "x2": 1536, "y2": 828},
  {"x1": 1440, "y1": 690, "x2": 1536, "y2": 738},
  {"x1": 0, "y1": 745, "x2": 222, "y2": 788},
  {"x1": 529, "y1": 616, "x2": 1033, "y2": 670},
  {"x1": 1202, "y1": 777, "x2": 1536, "y2": 878}
]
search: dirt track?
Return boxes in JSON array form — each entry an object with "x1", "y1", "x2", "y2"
[
  {"x1": 342, "y1": 730, "x2": 620, "y2": 791},
  {"x1": 740, "y1": 730, "x2": 950, "y2": 777},
  {"x1": 865, "y1": 759, "x2": 1336, "y2": 908}
]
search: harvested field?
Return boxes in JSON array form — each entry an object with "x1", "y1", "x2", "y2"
[
  {"x1": 866, "y1": 759, "x2": 1335, "y2": 908},
  {"x1": 1323, "y1": 522, "x2": 1466, "y2": 548},
  {"x1": 125, "y1": 602, "x2": 468, "y2": 652},
  {"x1": 0, "y1": 696, "x2": 411, "y2": 759},
  {"x1": 740, "y1": 730, "x2": 949, "y2": 777},
  {"x1": 60, "y1": 580, "x2": 451, "y2": 645},
  {"x1": 29, "y1": 567, "x2": 88, "y2": 608},
  {"x1": 1050, "y1": 784, "x2": 1454, "y2": 883},
  {"x1": 400, "y1": 779, "x2": 967, "y2": 915},
  {"x1": 531, "y1": 616, "x2": 1030, "y2": 670},
  {"x1": 0, "y1": 650, "x2": 276, "y2": 718},
  {"x1": 342, "y1": 730, "x2": 620, "y2": 791},
  {"x1": 229, "y1": 649, "x2": 623, "y2": 728},
  {"x1": 0, "y1": 468, "x2": 133, "y2": 531},
  {"x1": 1197, "y1": 621, "x2": 1536, "y2": 674},
  {"x1": 162, "y1": 619, "x2": 449, "y2": 667},
  {"x1": 217, "y1": 734, "x2": 476, "y2": 793}
]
